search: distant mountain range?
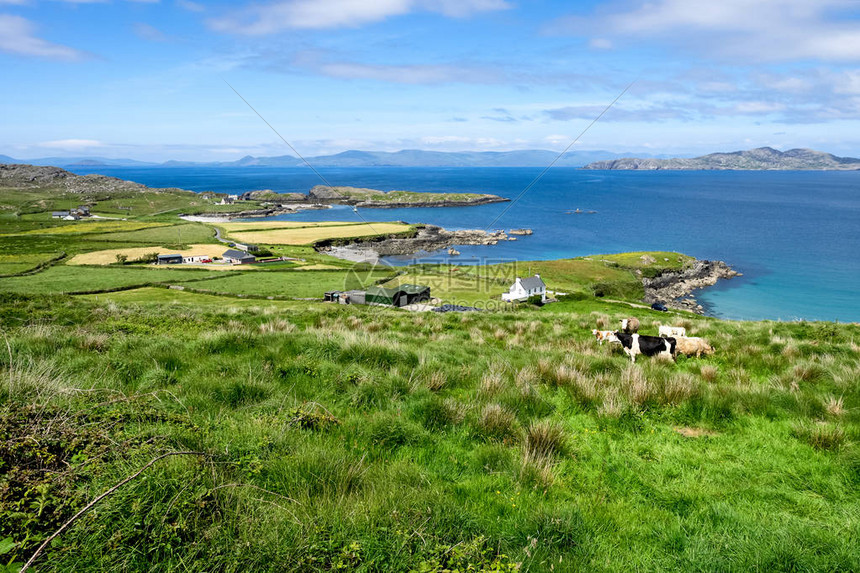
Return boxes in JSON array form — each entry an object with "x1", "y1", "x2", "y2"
[
  {"x1": 582, "y1": 147, "x2": 860, "y2": 170},
  {"x1": 0, "y1": 149, "x2": 663, "y2": 169},
  {"x1": 3, "y1": 147, "x2": 859, "y2": 170}
]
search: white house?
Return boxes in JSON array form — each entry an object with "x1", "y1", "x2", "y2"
[
  {"x1": 502, "y1": 274, "x2": 546, "y2": 302},
  {"x1": 222, "y1": 249, "x2": 256, "y2": 265}
]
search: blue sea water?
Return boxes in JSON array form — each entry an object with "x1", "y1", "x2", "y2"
[{"x1": 69, "y1": 166, "x2": 860, "y2": 322}]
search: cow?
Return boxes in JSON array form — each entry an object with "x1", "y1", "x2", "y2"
[
  {"x1": 674, "y1": 336, "x2": 714, "y2": 358},
  {"x1": 614, "y1": 332, "x2": 675, "y2": 363},
  {"x1": 592, "y1": 329, "x2": 619, "y2": 345},
  {"x1": 659, "y1": 325, "x2": 687, "y2": 338},
  {"x1": 620, "y1": 318, "x2": 640, "y2": 333}
]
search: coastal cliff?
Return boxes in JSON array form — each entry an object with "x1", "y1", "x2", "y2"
[{"x1": 643, "y1": 260, "x2": 739, "y2": 313}]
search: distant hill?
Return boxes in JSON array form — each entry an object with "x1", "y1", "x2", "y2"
[
  {"x1": 2, "y1": 149, "x2": 656, "y2": 169},
  {"x1": 200, "y1": 149, "x2": 642, "y2": 168},
  {"x1": 0, "y1": 155, "x2": 158, "y2": 167},
  {"x1": 0, "y1": 163, "x2": 189, "y2": 194},
  {"x1": 582, "y1": 147, "x2": 860, "y2": 170}
]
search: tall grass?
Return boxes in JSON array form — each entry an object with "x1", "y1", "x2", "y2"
[{"x1": 1, "y1": 293, "x2": 859, "y2": 571}]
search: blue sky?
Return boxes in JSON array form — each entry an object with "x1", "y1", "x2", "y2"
[{"x1": 2, "y1": 0, "x2": 860, "y2": 161}]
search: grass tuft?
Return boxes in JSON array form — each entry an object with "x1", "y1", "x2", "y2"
[
  {"x1": 791, "y1": 421, "x2": 846, "y2": 451},
  {"x1": 477, "y1": 403, "x2": 520, "y2": 443}
]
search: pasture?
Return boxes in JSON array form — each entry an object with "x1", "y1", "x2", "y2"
[
  {"x1": 0, "y1": 265, "x2": 226, "y2": 294},
  {"x1": 218, "y1": 221, "x2": 367, "y2": 232},
  {"x1": 180, "y1": 267, "x2": 398, "y2": 298},
  {"x1": 1, "y1": 293, "x2": 858, "y2": 571},
  {"x1": 225, "y1": 222, "x2": 413, "y2": 245},
  {"x1": 0, "y1": 252, "x2": 63, "y2": 276},
  {"x1": 2, "y1": 220, "x2": 169, "y2": 236},
  {"x1": 68, "y1": 244, "x2": 233, "y2": 266}
]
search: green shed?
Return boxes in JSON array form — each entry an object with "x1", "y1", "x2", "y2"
[{"x1": 365, "y1": 284, "x2": 430, "y2": 307}]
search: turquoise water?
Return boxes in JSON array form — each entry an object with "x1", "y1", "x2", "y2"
[{"x1": 69, "y1": 166, "x2": 860, "y2": 322}]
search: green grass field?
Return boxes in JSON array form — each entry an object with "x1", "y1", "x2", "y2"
[
  {"x1": 1, "y1": 293, "x2": 857, "y2": 572},
  {"x1": 183, "y1": 267, "x2": 399, "y2": 298},
  {"x1": 0, "y1": 265, "x2": 228, "y2": 294},
  {"x1": 89, "y1": 222, "x2": 217, "y2": 244},
  {"x1": 0, "y1": 253, "x2": 63, "y2": 276}
]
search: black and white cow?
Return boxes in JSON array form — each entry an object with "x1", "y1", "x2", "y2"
[{"x1": 614, "y1": 333, "x2": 676, "y2": 363}]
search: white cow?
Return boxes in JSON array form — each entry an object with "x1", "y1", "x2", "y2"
[{"x1": 659, "y1": 325, "x2": 686, "y2": 338}]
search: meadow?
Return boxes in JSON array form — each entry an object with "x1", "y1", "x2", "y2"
[
  {"x1": 224, "y1": 222, "x2": 413, "y2": 246},
  {"x1": 0, "y1": 266, "x2": 226, "y2": 294},
  {"x1": 1, "y1": 177, "x2": 858, "y2": 571},
  {"x1": 1, "y1": 293, "x2": 858, "y2": 572},
  {"x1": 68, "y1": 244, "x2": 233, "y2": 266}
]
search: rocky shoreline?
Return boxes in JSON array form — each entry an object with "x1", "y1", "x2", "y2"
[
  {"x1": 320, "y1": 225, "x2": 516, "y2": 263},
  {"x1": 643, "y1": 259, "x2": 740, "y2": 314}
]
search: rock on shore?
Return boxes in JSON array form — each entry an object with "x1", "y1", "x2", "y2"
[
  {"x1": 643, "y1": 259, "x2": 740, "y2": 313},
  {"x1": 322, "y1": 225, "x2": 513, "y2": 262}
]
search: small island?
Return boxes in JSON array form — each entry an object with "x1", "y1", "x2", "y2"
[
  {"x1": 302, "y1": 185, "x2": 508, "y2": 208},
  {"x1": 582, "y1": 146, "x2": 860, "y2": 170}
]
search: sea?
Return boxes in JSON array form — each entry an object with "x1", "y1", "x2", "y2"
[{"x1": 67, "y1": 166, "x2": 860, "y2": 323}]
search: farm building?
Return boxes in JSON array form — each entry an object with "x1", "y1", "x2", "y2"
[
  {"x1": 501, "y1": 274, "x2": 546, "y2": 302},
  {"x1": 182, "y1": 255, "x2": 211, "y2": 264},
  {"x1": 325, "y1": 290, "x2": 367, "y2": 305},
  {"x1": 232, "y1": 243, "x2": 259, "y2": 252},
  {"x1": 157, "y1": 254, "x2": 183, "y2": 265},
  {"x1": 222, "y1": 249, "x2": 256, "y2": 265},
  {"x1": 52, "y1": 211, "x2": 69, "y2": 219},
  {"x1": 365, "y1": 284, "x2": 430, "y2": 307}
]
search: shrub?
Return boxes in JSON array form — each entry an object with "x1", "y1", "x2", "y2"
[
  {"x1": 287, "y1": 405, "x2": 340, "y2": 431},
  {"x1": 133, "y1": 252, "x2": 160, "y2": 264}
]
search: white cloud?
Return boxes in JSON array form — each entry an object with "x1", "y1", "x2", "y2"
[
  {"x1": 553, "y1": 0, "x2": 860, "y2": 63},
  {"x1": 316, "y1": 61, "x2": 499, "y2": 84},
  {"x1": 133, "y1": 22, "x2": 168, "y2": 42},
  {"x1": 210, "y1": 0, "x2": 510, "y2": 34},
  {"x1": 176, "y1": 0, "x2": 203, "y2": 12},
  {"x1": 41, "y1": 139, "x2": 105, "y2": 149},
  {"x1": 0, "y1": 14, "x2": 86, "y2": 60}
]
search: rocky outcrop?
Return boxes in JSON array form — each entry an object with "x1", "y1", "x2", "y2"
[
  {"x1": 583, "y1": 147, "x2": 860, "y2": 171},
  {"x1": 322, "y1": 225, "x2": 515, "y2": 261},
  {"x1": 0, "y1": 163, "x2": 189, "y2": 195},
  {"x1": 643, "y1": 260, "x2": 740, "y2": 313}
]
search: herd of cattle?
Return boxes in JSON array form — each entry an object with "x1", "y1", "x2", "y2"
[{"x1": 592, "y1": 317, "x2": 714, "y2": 363}]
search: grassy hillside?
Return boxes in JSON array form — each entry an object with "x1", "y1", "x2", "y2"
[
  {"x1": 1, "y1": 174, "x2": 858, "y2": 571},
  {"x1": 1, "y1": 292, "x2": 858, "y2": 572}
]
